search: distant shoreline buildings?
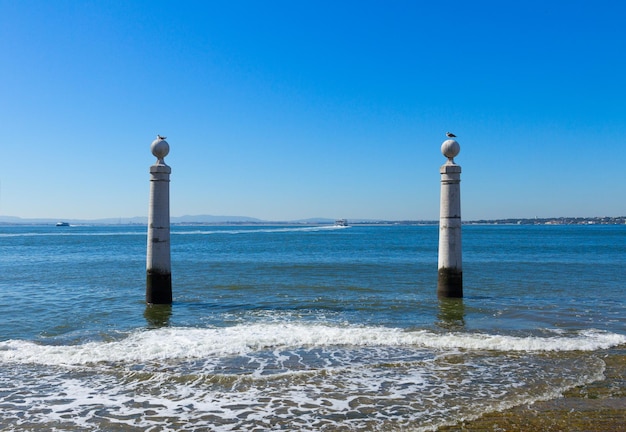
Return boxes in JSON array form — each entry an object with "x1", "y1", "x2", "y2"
[{"x1": 465, "y1": 216, "x2": 626, "y2": 226}]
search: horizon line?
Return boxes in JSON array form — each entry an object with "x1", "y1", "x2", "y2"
[{"x1": 1, "y1": 215, "x2": 625, "y2": 224}]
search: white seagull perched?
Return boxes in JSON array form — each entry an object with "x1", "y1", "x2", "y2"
[
  {"x1": 446, "y1": 132, "x2": 456, "y2": 138},
  {"x1": 157, "y1": 134, "x2": 167, "y2": 140}
]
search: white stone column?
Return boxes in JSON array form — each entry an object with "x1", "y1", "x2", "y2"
[
  {"x1": 146, "y1": 135, "x2": 172, "y2": 304},
  {"x1": 438, "y1": 139, "x2": 462, "y2": 297}
]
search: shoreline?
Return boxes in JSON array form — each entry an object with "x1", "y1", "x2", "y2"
[{"x1": 439, "y1": 347, "x2": 626, "y2": 431}]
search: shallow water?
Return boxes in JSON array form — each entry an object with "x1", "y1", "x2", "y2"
[{"x1": 1, "y1": 224, "x2": 625, "y2": 430}]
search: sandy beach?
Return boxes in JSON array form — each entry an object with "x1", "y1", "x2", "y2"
[{"x1": 440, "y1": 348, "x2": 626, "y2": 431}]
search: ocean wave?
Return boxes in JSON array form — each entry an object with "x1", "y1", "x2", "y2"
[
  {"x1": 0, "y1": 323, "x2": 613, "y2": 431},
  {"x1": 1, "y1": 323, "x2": 624, "y2": 366}
]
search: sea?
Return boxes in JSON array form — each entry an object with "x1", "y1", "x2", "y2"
[{"x1": 1, "y1": 223, "x2": 625, "y2": 431}]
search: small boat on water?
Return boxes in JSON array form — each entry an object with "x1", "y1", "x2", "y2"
[
  {"x1": 334, "y1": 219, "x2": 348, "y2": 227},
  {"x1": 55, "y1": 222, "x2": 70, "y2": 227}
]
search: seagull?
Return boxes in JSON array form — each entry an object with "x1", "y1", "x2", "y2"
[
  {"x1": 446, "y1": 132, "x2": 456, "y2": 138},
  {"x1": 157, "y1": 134, "x2": 167, "y2": 140}
]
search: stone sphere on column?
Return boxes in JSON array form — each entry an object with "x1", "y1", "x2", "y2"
[
  {"x1": 441, "y1": 139, "x2": 460, "y2": 161},
  {"x1": 151, "y1": 136, "x2": 170, "y2": 160}
]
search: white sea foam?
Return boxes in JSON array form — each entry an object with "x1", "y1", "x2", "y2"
[
  {"x1": 0, "y1": 344, "x2": 606, "y2": 432},
  {"x1": 1, "y1": 323, "x2": 624, "y2": 367},
  {"x1": 0, "y1": 323, "x2": 615, "y2": 431},
  {"x1": 1, "y1": 323, "x2": 620, "y2": 431}
]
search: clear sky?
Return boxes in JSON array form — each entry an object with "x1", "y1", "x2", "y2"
[{"x1": 1, "y1": 0, "x2": 625, "y2": 221}]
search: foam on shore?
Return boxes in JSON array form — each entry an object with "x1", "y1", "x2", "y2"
[{"x1": 1, "y1": 324, "x2": 624, "y2": 366}]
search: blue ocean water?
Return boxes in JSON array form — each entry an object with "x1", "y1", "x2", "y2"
[{"x1": 1, "y1": 224, "x2": 625, "y2": 430}]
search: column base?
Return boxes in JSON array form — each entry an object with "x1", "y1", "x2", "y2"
[
  {"x1": 146, "y1": 270, "x2": 172, "y2": 304},
  {"x1": 438, "y1": 268, "x2": 463, "y2": 298}
]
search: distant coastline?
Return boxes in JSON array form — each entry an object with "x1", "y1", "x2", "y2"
[
  {"x1": 0, "y1": 215, "x2": 624, "y2": 226},
  {"x1": 465, "y1": 216, "x2": 626, "y2": 226}
]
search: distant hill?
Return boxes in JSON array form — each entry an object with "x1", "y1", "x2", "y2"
[
  {"x1": 0, "y1": 214, "x2": 263, "y2": 225},
  {"x1": 0, "y1": 215, "x2": 415, "y2": 225},
  {"x1": 291, "y1": 218, "x2": 336, "y2": 224},
  {"x1": 172, "y1": 215, "x2": 263, "y2": 224}
]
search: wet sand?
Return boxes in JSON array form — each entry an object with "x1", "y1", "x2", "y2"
[{"x1": 440, "y1": 348, "x2": 626, "y2": 431}]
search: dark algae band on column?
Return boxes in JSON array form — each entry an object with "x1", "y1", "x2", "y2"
[
  {"x1": 437, "y1": 268, "x2": 463, "y2": 298},
  {"x1": 146, "y1": 270, "x2": 172, "y2": 304}
]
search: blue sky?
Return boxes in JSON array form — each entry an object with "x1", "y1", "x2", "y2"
[{"x1": 1, "y1": 0, "x2": 625, "y2": 221}]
